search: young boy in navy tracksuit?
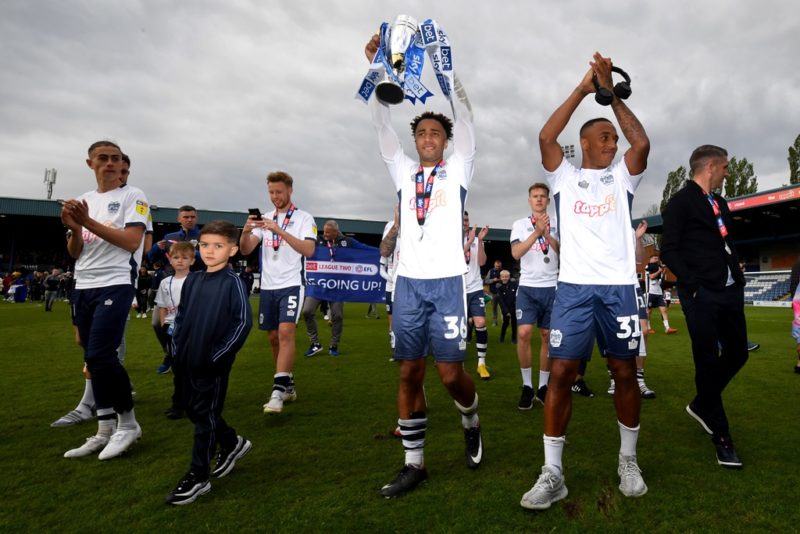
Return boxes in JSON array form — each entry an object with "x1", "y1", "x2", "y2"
[{"x1": 165, "y1": 220, "x2": 253, "y2": 505}]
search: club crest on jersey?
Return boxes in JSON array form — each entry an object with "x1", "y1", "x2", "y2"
[
  {"x1": 578, "y1": 180, "x2": 590, "y2": 189},
  {"x1": 107, "y1": 201, "x2": 121, "y2": 214},
  {"x1": 550, "y1": 329, "x2": 563, "y2": 347},
  {"x1": 437, "y1": 168, "x2": 447, "y2": 180},
  {"x1": 600, "y1": 174, "x2": 614, "y2": 185},
  {"x1": 135, "y1": 200, "x2": 148, "y2": 215}
]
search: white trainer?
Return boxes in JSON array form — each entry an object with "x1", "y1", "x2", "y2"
[
  {"x1": 618, "y1": 455, "x2": 648, "y2": 497},
  {"x1": 282, "y1": 389, "x2": 297, "y2": 403},
  {"x1": 520, "y1": 465, "x2": 568, "y2": 510},
  {"x1": 263, "y1": 391, "x2": 284, "y2": 414},
  {"x1": 98, "y1": 424, "x2": 142, "y2": 460},
  {"x1": 64, "y1": 434, "x2": 110, "y2": 458},
  {"x1": 51, "y1": 409, "x2": 93, "y2": 427},
  {"x1": 607, "y1": 378, "x2": 615, "y2": 396}
]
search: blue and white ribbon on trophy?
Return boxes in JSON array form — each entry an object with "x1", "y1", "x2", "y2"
[
  {"x1": 419, "y1": 19, "x2": 455, "y2": 114},
  {"x1": 356, "y1": 16, "x2": 454, "y2": 107}
]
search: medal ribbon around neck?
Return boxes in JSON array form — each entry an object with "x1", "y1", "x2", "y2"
[
  {"x1": 415, "y1": 161, "x2": 443, "y2": 228},
  {"x1": 530, "y1": 215, "x2": 550, "y2": 255},
  {"x1": 272, "y1": 203, "x2": 296, "y2": 253},
  {"x1": 326, "y1": 239, "x2": 337, "y2": 261}
]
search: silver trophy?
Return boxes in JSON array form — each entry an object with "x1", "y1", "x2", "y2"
[{"x1": 375, "y1": 14, "x2": 419, "y2": 105}]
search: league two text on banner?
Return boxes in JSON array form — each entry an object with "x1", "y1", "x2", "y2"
[{"x1": 305, "y1": 246, "x2": 385, "y2": 303}]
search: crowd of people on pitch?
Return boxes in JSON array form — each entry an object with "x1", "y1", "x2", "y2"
[{"x1": 41, "y1": 38, "x2": 800, "y2": 512}]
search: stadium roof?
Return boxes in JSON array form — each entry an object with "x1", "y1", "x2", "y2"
[
  {"x1": 0, "y1": 196, "x2": 513, "y2": 241},
  {"x1": 634, "y1": 183, "x2": 800, "y2": 245}
]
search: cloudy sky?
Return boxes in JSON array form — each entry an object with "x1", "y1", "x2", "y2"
[{"x1": 1, "y1": 0, "x2": 797, "y2": 229}]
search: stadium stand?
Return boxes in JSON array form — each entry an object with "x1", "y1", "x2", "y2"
[{"x1": 743, "y1": 271, "x2": 792, "y2": 304}]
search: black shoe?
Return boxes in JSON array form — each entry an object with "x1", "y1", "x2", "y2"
[
  {"x1": 164, "y1": 407, "x2": 184, "y2": 420},
  {"x1": 212, "y1": 435, "x2": 252, "y2": 478},
  {"x1": 571, "y1": 379, "x2": 594, "y2": 398},
  {"x1": 380, "y1": 465, "x2": 428, "y2": 498},
  {"x1": 794, "y1": 364, "x2": 800, "y2": 374},
  {"x1": 686, "y1": 403, "x2": 713, "y2": 435},
  {"x1": 464, "y1": 426, "x2": 483, "y2": 469},
  {"x1": 534, "y1": 385, "x2": 548, "y2": 405},
  {"x1": 165, "y1": 471, "x2": 211, "y2": 505},
  {"x1": 713, "y1": 435, "x2": 742, "y2": 469},
  {"x1": 746, "y1": 342, "x2": 760, "y2": 352},
  {"x1": 518, "y1": 386, "x2": 535, "y2": 410}
]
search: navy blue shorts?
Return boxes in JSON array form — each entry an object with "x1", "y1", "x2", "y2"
[
  {"x1": 516, "y1": 285, "x2": 556, "y2": 328},
  {"x1": 548, "y1": 283, "x2": 640, "y2": 360},
  {"x1": 258, "y1": 286, "x2": 303, "y2": 330},
  {"x1": 647, "y1": 293, "x2": 666, "y2": 309},
  {"x1": 636, "y1": 287, "x2": 648, "y2": 320},
  {"x1": 385, "y1": 290, "x2": 393, "y2": 315},
  {"x1": 466, "y1": 289, "x2": 486, "y2": 319},
  {"x1": 392, "y1": 275, "x2": 467, "y2": 362},
  {"x1": 73, "y1": 285, "x2": 134, "y2": 369}
]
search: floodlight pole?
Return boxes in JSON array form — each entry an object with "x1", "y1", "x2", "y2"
[{"x1": 44, "y1": 168, "x2": 58, "y2": 200}]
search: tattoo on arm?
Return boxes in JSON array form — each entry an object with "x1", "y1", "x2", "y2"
[
  {"x1": 612, "y1": 100, "x2": 648, "y2": 148},
  {"x1": 380, "y1": 227, "x2": 398, "y2": 257}
]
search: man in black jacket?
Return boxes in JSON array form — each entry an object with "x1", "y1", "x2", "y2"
[{"x1": 661, "y1": 144, "x2": 747, "y2": 469}]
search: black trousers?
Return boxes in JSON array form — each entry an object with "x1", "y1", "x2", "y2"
[
  {"x1": 679, "y1": 283, "x2": 748, "y2": 436},
  {"x1": 181, "y1": 367, "x2": 238, "y2": 477}
]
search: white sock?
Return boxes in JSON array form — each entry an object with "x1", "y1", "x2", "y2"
[
  {"x1": 455, "y1": 394, "x2": 479, "y2": 429},
  {"x1": 478, "y1": 356, "x2": 486, "y2": 366},
  {"x1": 618, "y1": 420, "x2": 640, "y2": 457},
  {"x1": 543, "y1": 435, "x2": 565, "y2": 475},
  {"x1": 118, "y1": 408, "x2": 138, "y2": 430},
  {"x1": 663, "y1": 319, "x2": 670, "y2": 330},
  {"x1": 538, "y1": 370, "x2": 550, "y2": 389},
  {"x1": 97, "y1": 414, "x2": 116, "y2": 437},
  {"x1": 521, "y1": 367, "x2": 533, "y2": 388},
  {"x1": 76, "y1": 379, "x2": 94, "y2": 413}
]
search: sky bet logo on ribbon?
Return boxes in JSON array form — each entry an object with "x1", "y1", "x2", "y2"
[
  {"x1": 420, "y1": 22, "x2": 437, "y2": 46},
  {"x1": 440, "y1": 46, "x2": 452, "y2": 71}
]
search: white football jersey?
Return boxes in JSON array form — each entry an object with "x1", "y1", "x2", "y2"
[
  {"x1": 510, "y1": 215, "x2": 559, "y2": 288},
  {"x1": 546, "y1": 158, "x2": 642, "y2": 285},
  {"x1": 74, "y1": 185, "x2": 150, "y2": 289},
  {"x1": 464, "y1": 236, "x2": 483, "y2": 293},
  {"x1": 154, "y1": 274, "x2": 188, "y2": 324},
  {"x1": 252, "y1": 207, "x2": 317, "y2": 290},
  {"x1": 371, "y1": 97, "x2": 476, "y2": 280}
]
